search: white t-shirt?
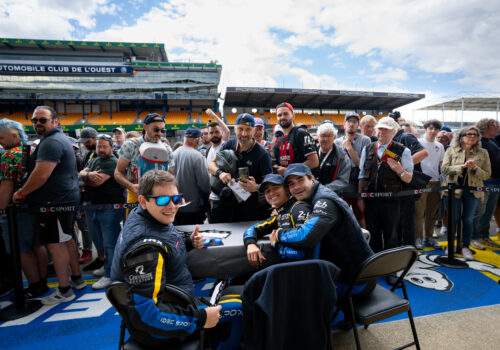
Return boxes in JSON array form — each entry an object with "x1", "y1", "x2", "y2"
[{"x1": 418, "y1": 138, "x2": 445, "y2": 181}]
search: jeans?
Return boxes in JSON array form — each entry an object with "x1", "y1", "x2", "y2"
[
  {"x1": 92, "y1": 209, "x2": 124, "y2": 277},
  {"x1": 473, "y1": 190, "x2": 500, "y2": 239},
  {"x1": 84, "y1": 202, "x2": 103, "y2": 251},
  {"x1": 455, "y1": 191, "x2": 480, "y2": 248}
]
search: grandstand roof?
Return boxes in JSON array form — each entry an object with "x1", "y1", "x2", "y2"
[
  {"x1": 224, "y1": 87, "x2": 424, "y2": 111},
  {"x1": 0, "y1": 37, "x2": 168, "y2": 62},
  {"x1": 419, "y1": 97, "x2": 500, "y2": 111}
]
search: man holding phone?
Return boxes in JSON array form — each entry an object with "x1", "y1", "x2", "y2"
[{"x1": 208, "y1": 113, "x2": 272, "y2": 222}]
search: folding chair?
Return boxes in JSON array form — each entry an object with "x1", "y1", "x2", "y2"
[
  {"x1": 333, "y1": 246, "x2": 420, "y2": 350},
  {"x1": 106, "y1": 282, "x2": 203, "y2": 350}
]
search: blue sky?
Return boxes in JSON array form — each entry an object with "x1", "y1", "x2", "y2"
[{"x1": 1, "y1": 0, "x2": 499, "y2": 122}]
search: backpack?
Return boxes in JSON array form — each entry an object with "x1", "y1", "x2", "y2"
[{"x1": 132, "y1": 139, "x2": 170, "y2": 183}]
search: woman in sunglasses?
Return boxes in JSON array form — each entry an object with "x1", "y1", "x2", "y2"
[{"x1": 442, "y1": 126, "x2": 491, "y2": 260}]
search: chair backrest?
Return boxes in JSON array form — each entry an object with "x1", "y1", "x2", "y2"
[
  {"x1": 242, "y1": 260, "x2": 341, "y2": 350},
  {"x1": 106, "y1": 282, "x2": 128, "y2": 314},
  {"x1": 356, "y1": 246, "x2": 418, "y2": 282}
]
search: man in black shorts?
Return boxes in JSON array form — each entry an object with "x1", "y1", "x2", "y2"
[
  {"x1": 274, "y1": 102, "x2": 319, "y2": 175},
  {"x1": 13, "y1": 106, "x2": 85, "y2": 304}
]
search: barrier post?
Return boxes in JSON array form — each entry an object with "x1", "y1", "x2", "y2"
[
  {"x1": 0, "y1": 205, "x2": 42, "y2": 321},
  {"x1": 435, "y1": 183, "x2": 468, "y2": 268}
]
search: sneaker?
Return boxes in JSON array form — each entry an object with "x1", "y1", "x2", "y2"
[
  {"x1": 41, "y1": 288, "x2": 75, "y2": 305},
  {"x1": 415, "y1": 238, "x2": 424, "y2": 250},
  {"x1": 70, "y1": 277, "x2": 87, "y2": 290},
  {"x1": 92, "y1": 266, "x2": 105, "y2": 277},
  {"x1": 480, "y1": 238, "x2": 500, "y2": 249},
  {"x1": 424, "y1": 238, "x2": 442, "y2": 250},
  {"x1": 440, "y1": 226, "x2": 448, "y2": 235},
  {"x1": 83, "y1": 258, "x2": 104, "y2": 272},
  {"x1": 10, "y1": 283, "x2": 49, "y2": 301},
  {"x1": 461, "y1": 247, "x2": 474, "y2": 261},
  {"x1": 470, "y1": 239, "x2": 485, "y2": 250},
  {"x1": 92, "y1": 276, "x2": 112, "y2": 290},
  {"x1": 0, "y1": 283, "x2": 14, "y2": 298},
  {"x1": 79, "y1": 251, "x2": 92, "y2": 264}
]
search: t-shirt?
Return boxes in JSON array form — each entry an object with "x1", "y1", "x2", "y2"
[
  {"x1": 418, "y1": 138, "x2": 444, "y2": 181},
  {"x1": 86, "y1": 154, "x2": 125, "y2": 204},
  {"x1": 278, "y1": 126, "x2": 317, "y2": 167},
  {"x1": 27, "y1": 128, "x2": 80, "y2": 206},
  {"x1": 172, "y1": 146, "x2": 210, "y2": 213},
  {"x1": 118, "y1": 137, "x2": 173, "y2": 182},
  {"x1": 206, "y1": 142, "x2": 223, "y2": 164},
  {"x1": 334, "y1": 133, "x2": 371, "y2": 159},
  {"x1": 0, "y1": 143, "x2": 23, "y2": 191},
  {"x1": 481, "y1": 138, "x2": 500, "y2": 180}
]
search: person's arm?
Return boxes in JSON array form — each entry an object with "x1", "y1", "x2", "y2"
[
  {"x1": 470, "y1": 150, "x2": 491, "y2": 181},
  {"x1": 277, "y1": 198, "x2": 340, "y2": 249},
  {"x1": 13, "y1": 161, "x2": 57, "y2": 202},
  {"x1": 342, "y1": 136, "x2": 362, "y2": 167},
  {"x1": 412, "y1": 149, "x2": 428, "y2": 165},
  {"x1": 87, "y1": 172, "x2": 110, "y2": 187},
  {"x1": 114, "y1": 157, "x2": 138, "y2": 195},
  {"x1": 207, "y1": 156, "x2": 232, "y2": 185},
  {"x1": 301, "y1": 131, "x2": 319, "y2": 169},
  {"x1": 303, "y1": 153, "x2": 319, "y2": 169},
  {"x1": 244, "y1": 217, "x2": 278, "y2": 266},
  {"x1": 441, "y1": 148, "x2": 462, "y2": 175},
  {"x1": 206, "y1": 109, "x2": 230, "y2": 141}
]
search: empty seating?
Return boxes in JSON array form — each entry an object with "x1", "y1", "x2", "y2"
[
  {"x1": 200, "y1": 111, "x2": 221, "y2": 124},
  {"x1": 294, "y1": 113, "x2": 320, "y2": 125}
]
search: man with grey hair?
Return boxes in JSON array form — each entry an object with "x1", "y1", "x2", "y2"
[
  {"x1": 172, "y1": 127, "x2": 210, "y2": 225},
  {"x1": 358, "y1": 117, "x2": 414, "y2": 256},
  {"x1": 316, "y1": 122, "x2": 351, "y2": 194},
  {"x1": 360, "y1": 115, "x2": 378, "y2": 142}
]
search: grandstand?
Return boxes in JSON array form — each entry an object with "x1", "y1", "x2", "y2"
[{"x1": 0, "y1": 37, "x2": 222, "y2": 135}]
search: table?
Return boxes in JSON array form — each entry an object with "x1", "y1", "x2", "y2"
[{"x1": 178, "y1": 221, "x2": 278, "y2": 280}]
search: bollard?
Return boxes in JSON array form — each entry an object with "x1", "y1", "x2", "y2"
[
  {"x1": 0, "y1": 205, "x2": 42, "y2": 321},
  {"x1": 435, "y1": 183, "x2": 468, "y2": 268}
]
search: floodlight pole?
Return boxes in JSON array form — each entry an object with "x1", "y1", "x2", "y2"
[{"x1": 461, "y1": 97, "x2": 464, "y2": 128}]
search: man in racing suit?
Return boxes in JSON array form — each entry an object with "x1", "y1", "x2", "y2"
[
  {"x1": 111, "y1": 170, "x2": 241, "y2": 348},
  {"x1": 244, "y1": 174, "x2": 313, "y2": 266},
  {"x1": 274, "y1": 163, "x2": 374, "y2": 296}
]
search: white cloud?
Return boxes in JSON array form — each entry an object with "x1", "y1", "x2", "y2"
[{"x1": 370, "y1": 67, "x2": 409, "y2": 83}]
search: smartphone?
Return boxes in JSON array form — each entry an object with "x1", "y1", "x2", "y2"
[{"x1": 238, "y1": 167, "x2": 249, "y2": 181}]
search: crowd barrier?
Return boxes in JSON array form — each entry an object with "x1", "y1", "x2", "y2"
[{"x1": 0, "y1": 183, "x2": 498, "y2": 321}]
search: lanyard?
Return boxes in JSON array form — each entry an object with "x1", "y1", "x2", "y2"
[{"x1": 319, "y1": 148, "x2": 333, "y2": 169}]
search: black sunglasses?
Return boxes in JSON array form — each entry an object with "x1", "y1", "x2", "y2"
[
  {"x1": 145, "y1": 194, "x2": 183, "y2": 206},
  {"x1": 32, "y1": 118, "x2": 51, "y2": 124},
  {"x1": 152, "y1": 127, "x2": 166, "y2": 133}
]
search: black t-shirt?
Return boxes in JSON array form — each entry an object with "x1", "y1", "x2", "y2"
[
  {"x1": 221, "y1": 138, "x2": 272, "y2": 183},
  {"x1": 278, "y1": 126, "x2": 317, "y2": 167},
  {"x1": 27, "y1": 128, "x2": 80, "y2": 206},
  {"x1": 393, "y1": 130, "x2": 424, "y2": 172},
  {"x1": 86, "y1": 154, "x2": 125, "y2": 204}
]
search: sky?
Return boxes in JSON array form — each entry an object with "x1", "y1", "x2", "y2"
[{"x1": 1, "y1": 0, "x2": 500, "y2": 123}]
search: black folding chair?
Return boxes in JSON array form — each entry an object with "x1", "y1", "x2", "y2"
[
  {"x1": 106, "y1": 282, "x2": 203, "y2": 350},
  {"x1": 333, "y1": 246, "x2": 420, "y2": 350}
]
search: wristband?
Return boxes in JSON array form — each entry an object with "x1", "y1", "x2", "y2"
[
  {"x1": 399, "y1": 171, "x2": 405, "y2": 178},
  {"x1": 85, "y1": 172, "x2": 90, "y2": 180},
  {"x1": 215, "y1": 169, "x2": 223, "y2": 177},
  {"x1": 17, "y1": 190, "x2": 27, "y2": 198}
]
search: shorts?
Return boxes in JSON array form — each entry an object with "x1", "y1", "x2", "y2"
[
  {"x1": 36, "y1": 211, "x2": 76, "y2": 244},
  {"x1": 17, "y1": 212, "x2": 41, "y2": 252}
]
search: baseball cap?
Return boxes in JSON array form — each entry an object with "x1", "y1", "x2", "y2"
[
  {"x1": 296, "y1": 123, "x2": 308, "y2": 130},
  {"x1": 273, "y1": 124, "x2": 284, "y2": 136},
  {"x1": 440, "y1": 125, "x2": 452, "y2": 132},
  {"x1": 376, "y1": 116, "x2": 398, "y2": 130},
  {"x1": 276, "y1": 102, "x2": 294, "y2": 114},
  {"x1": 259, "y1": 174, "x2": 285, "y2": 192},
  {"x1": 184, "y1": 126, "x2": 202, "y2": 138},
  {"x1": 283, "y1": 163, "x2": 313, "y2": 181},
  {"x1": 235, "y1": 113, "x2": 255, "y2": 127},
  {"x1": 345, "y1": 112, "x2": 360, "y2": 121},
  {"x1": 77, "y1": 127, "x2": 98, "y2": 143},
  {"x1": 254, "y1": 117, "x2": 265, "y2": 128},
  {"x1": 143, "y1": 113, "x2": 165, "y2": 125},
  {"x1": 112, "y1": 127, "x2": 125, "y2": 134}
]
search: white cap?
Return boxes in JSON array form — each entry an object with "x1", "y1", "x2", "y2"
[
  {"x1": 376, "y1": 117, "x2": 398, "y2": 130},
  {"x1": 273, "y1": 124, "x2": 284, "y2": 134}
]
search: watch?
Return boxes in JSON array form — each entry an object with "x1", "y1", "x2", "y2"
[
  {"x1": 399, "y1": 171, "x2": 405, "y2": 177},
  {"x1": 215, "y1": 169, "x2": 223, "y2": 177}
]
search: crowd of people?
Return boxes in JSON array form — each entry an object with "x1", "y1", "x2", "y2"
[{"x1": 1, "y1": 103, "x2": 500, "y2": 345}]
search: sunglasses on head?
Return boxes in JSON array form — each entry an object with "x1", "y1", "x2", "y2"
[
  {"x1": 145, "y1": 194, "x2": 183, "y2": 206},
  {"x1": 32, "y1": 118, "x2": 50, "y2": 124},
  {"x1": 97, "y1": 134, "x2": 112, "y2": 140},
  {"x1": 152, "y1": 127, "x2": 166, "y2": 133}
]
